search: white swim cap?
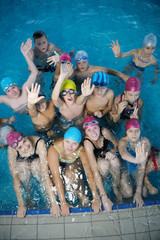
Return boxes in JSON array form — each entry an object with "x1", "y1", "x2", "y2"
[
  {"x1": 0, "y1": 125, "x2": 14, "y2": 145},
  {"x1": 143, "y1": 33, "x2": 157, "y2": 47},
  {"x1": 75, "y1": 50, "x2": 88, "y2": 62}
]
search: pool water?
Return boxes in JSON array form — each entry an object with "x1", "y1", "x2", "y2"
[{"x1": 0, "y1": 0, "x2": 160, "y2": 212}]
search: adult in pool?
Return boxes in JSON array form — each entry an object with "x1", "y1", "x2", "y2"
[
  {"x1": 110, "y1": 77, "x2": 143, "y2": 122},
  {"x1": 7, "y1": 131, "x2": 60, "y2": 218},
  {"x1": 83, "y1": 115, "x2": 122, "y2": 210},
  {"x1": 110, "y1": 33, "x2": 159, "y2": 83},
  {"x1": 27, "y1": 83, "x2": 56, "y2": 138},
  {"x1": 0, "y1": 39, "x2": 38, "y2": 114},
  {"x1": 48, "y1": 127, "x2": 101, "y2": 216},
  {"x1": 118, "y1": 118, "x2": 151, "y2": 208}
]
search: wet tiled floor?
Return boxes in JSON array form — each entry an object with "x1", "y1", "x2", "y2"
[{"x1": 0, "y1": 204, "x2": 160, "y2": 240}]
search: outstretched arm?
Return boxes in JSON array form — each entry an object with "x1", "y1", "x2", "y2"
[
  {"x1": 51, "y1": 63, "x2": 72, "y2": 108},
  {"x1": 21, "y1": 38, "x2": 38, "y2": 90},
  {"x1": 76, "y1": 78, "x2": 95, "y2": 105}
]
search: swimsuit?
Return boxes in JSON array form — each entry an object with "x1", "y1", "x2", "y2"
[
  {"x1": 119, "y1": 94, "x2": 139, "y2": 120},
  {"x1": 148, "y1": 147, "x2": 160, "y2": 172},
  {"x1": 16, "y1": 138, "x2": 42, "y2": 163},
  {"x1": 53, "y1": 145, "x2": 83, "y2": 168},
  {"x1": 84, "y1": 127, "x2": 109, "y2": 159},
  {"x1": 130, "y1": 49, "x2": 153, "y2": 72}
]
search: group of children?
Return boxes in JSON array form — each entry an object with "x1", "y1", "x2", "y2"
[{"x1": 0, "y1": 31, "x2": 159, "y2": 218}]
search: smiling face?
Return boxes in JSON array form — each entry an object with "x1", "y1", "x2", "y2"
[
  {"x1": 34, "y1": 36, "x2": 48, "y2": 53},
  {"x1": 93, "y1": 86, "x2": 107, "y2": 98},
  {"x1": 76, "y1": 60, "x2": 89, "y2": 72},
  {"x1": 143, "y1": 46, "x2": 155, "y2": 56},
  {"x1": 85, "y1": 125, "x2": 100, "y2": 141},
  {"x1": 63, "y1": 139, "x2": 79, "y2": 154},
  {"x1": 16, "y1": 137, "x2": 33, "y2": 153},
  {"x1": 126, "y1": 127, "x2": 141, "y2": 142},
  {"x1": 62, "y1": 88, "x2": 76, "y2": 104},
  {"x1": 6, "y1": 85, "x2": 21, "y2": 98},
  {"x1": 124, "y1": 91, "x2": 140, "y2": 104}
]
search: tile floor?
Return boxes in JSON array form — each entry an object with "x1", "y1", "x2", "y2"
[{"x1": 0, "y1": 204, "x2": 160, "y2": 240}]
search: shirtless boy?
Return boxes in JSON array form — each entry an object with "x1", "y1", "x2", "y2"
[
  {"x1": 83, "y1": 71, "x2": 114, "y2": 118},
  {"x1": 0, "y1": 39, "x2": 38, "y2": 114},
  {"x1": 27, "y1": 83, "x2": 56, "y2": 138}
]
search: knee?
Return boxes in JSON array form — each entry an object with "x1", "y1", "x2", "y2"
[{"x1": 97, "y1": 159, "x2": 110, "y2": 177}]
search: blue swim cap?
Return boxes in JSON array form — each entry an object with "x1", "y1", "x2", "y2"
[
  {"x1": 38, "y1": 90, "x2": 46, "y2": 98},
  {"x1": 64, "y1": 127, "x2": 82, "y2": 143},
  {"x1": 75, "y1": 50, "x2": 88, "y2": 62},
  {"x1": 91, "y1": 71, "x2": 109, "y2": 87},
  {"x1": 0, "y1": 77, "x2": 17, "y2": 92}
]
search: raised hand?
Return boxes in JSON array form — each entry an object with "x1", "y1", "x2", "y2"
[
  {"x1": 60, "y1": 62, "x2": 73, "y2": 78},
  {"x1": 26, "y1": 83, "x2": 45, "y2": 105},
  {"x1": 21, "y1": 38, "x2": 32, "y2": 56},
  {"x1": 135, "y1": 142, "x2": 148, "y2": 164},
  {"x1": 47, "y1": 51, "x2": 60, "y2": 66},
  {"x1": 110, "y1": 40, "x2": 121, "y2": 57},
  {"x1": 94, "y1": 110, "x2": 103, "y2": 118},
  {"x1": 130, "y1": 107, "x2": 138, "y2": 119},
  {"x1": 81, "y1": 78, "x2": 94, "y2": 97},
  {"x1": 117, "y1": 101, "x2": 128, "y2": 115}
]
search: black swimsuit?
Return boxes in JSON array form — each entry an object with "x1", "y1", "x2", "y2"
[
  {"x1": 119, "y1": 94, "x2": 139, "y2": 120},
  {"x1": 16, "y1": 138, "x2": 42, "y2": 163},
  {"x1": 84, "y1": 128, "x2": 109, "y2": 159}
]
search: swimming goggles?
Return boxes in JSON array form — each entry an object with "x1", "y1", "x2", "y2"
[
  {"x1": 75, "y1": 56, "x2": 88, "y2": 62},
  {"x1": 61, "y1": 89, "x2": 76, "y2": 96},
  {"x1": 61, "y1": 61, "x2": 71, "y2": 64},
  {"x1": 12, "y1": 135, "x2": 24, "y2": 148},
  {"x1": 92, "y1": 81, "x2": 109, "y2": 87},
  {"x1": 83, "y1": 120, "x2": 99, "y2": 129},
  {"x1": 4, "y1": 83, "x2": 17, "y2": 92}
]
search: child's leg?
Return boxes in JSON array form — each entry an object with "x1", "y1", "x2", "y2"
[{"x1": 120, "y1": 171, "x2": 133, "y2": 198}]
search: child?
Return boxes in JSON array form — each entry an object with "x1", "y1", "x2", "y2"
[
  {"x1": 52, "y1": 63, "x2": 94, "y2": 129},
  {"x1": 83, "y1": 115, "x2": 121, "y2": 210},
  {"x1": 70, "y1": 50, "x2": 129, "y2": 92},
  {"x1": 48, "y1": 127, "x2": 101, "y2": 216},
  {"x1": 7, "y1": 131, "x2": 61, "y2": 218},
  {"x1": 110, "y1": 33, "x2": 159, "y2": 82},
  {"x1": 110, "y1": 77, "x2": 143, "y2": 122},
  {"x1": 29, "y1": 30, "x2": 65, "y2": 73},
  {"x1": 27, "y1": 83, "x2": 56, "y2": 138},
  {"x1": 0, "y1": 116, "x2": 15, "y2": 148},
  {"x1": 0, "y1": 39, "x2": 38, "y2": 114},
  {"x1": 118, "y1": 118, "x2": 151, "y2": 208},
  {"x1": 83, "y1": 71, "x2": 114, "y2": 118}
]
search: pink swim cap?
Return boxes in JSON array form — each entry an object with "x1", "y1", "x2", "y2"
[
  {"x1": 125, "y1": 77, "x2": 141, "y2": 92},
  {"x1": 83, "y1": 115, "x2": 99, "y2": 130},
  {"x1": 125, "y1": 118, "x2": 141, "y2": 132},
  {"x1": 60, "y1": 53, "x2": 71, "y2": 62},
  {"x1": 6, "y1": 131, "x2": 24, "y2": 148}
]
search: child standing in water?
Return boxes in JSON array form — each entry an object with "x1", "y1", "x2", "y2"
[
  {"x1": 110, "y1": 77, "x2": 143, "y2": 122},
  {"x1": 110, "y1": 33, "x2": 159, "y2": 82}
]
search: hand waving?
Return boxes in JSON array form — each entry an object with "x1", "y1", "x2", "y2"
[
  {"x1": 26, "y1": 83, "x2": 45, "y2": 105},
  {"x1": 47, "y1": 51, "x2": 60, "y2": 66},
  {"x1": 81, "y1": 78, "x2": 94, "y2": 97},
  {"x1": 135, "y1": 142, "x2": 148, "y2": 164},
  {"x1": 21, "y1": 38, "x2": 32, "y2": 55},
  {"x1": 110, "y1": 40, "x2": 121, "y2": 57}
]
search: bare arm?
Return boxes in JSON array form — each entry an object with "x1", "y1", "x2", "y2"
[
  {"x1": 21, "y1": 39, "x2": 38, "y2": 90},
  {"x1": 8, "y1": 147, "x2": 26, "y2": 218},
  {"x1": 37, "y1": 139, "x2": 61, "y2": 218}
]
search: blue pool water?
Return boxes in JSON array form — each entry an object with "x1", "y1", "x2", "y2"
[{"x1": 0, "y1": 0, "x2": 160, "y2": 211}]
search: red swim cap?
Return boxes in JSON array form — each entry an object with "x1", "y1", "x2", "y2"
[
  {"x1": 6, "y1": 131, "x2": 24, "y2": 148},
  {"x1": 83, "y1": 115, "x2": 99, "y2": 130},
  {"x1": 125, "y1": 118, "x2": 141, "y2": 132},
  {"x1": 60, "y1": 53, "x2": 71, "y2": 62},
  {"x1": 125, "y1": 77, "x2": 141, "y2": 92}
]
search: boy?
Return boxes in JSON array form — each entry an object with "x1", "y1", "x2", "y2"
[
  {"x1": 27, "y1": 83, "x2": 56, "y2": 138},
  {"x1": 0, "y1": 39, "x2": 38, "y2": 114}
]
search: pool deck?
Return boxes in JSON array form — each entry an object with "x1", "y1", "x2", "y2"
[{"x1": 0, "y1": 202, "x2": 160, "y2": 240}]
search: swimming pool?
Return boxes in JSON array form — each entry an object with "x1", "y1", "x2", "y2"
[{"x1": 0, "y1": 0, "x2": 160, "y2": 213}]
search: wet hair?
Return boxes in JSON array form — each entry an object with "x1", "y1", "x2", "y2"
[{"x1": 33, "y1": 31, "x2": 47, "y2": 41}]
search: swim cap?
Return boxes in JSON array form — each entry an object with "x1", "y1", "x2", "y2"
[
  {"x1": 6, "y1": 131, "x2": 24, "y2": 148},
  {"x1": 143, "y1": 33, "x2": 157, "y2": 47},
  {"x1": 60, "y1": 53, "x2": 71, "y2": 62},
  {"x1": 64, "y1": 127, "x2": 82, "y2": 143},
  {"x1": 75, "y1": 50, "x2": 88, "y2": 62},
  {"x1": 0, "y1": 125, "x2": 14, "y2": 145},
  {"x1": 125, "y1": 118, "x2": 141, "y2": 132},
  {"x1": 125, "y1": 77, "x2": 141, "y2": 92},
  {"x1": 91, "y1": 71, "x2": 109, "y2": 87},
  {"x1": 83, "y1": 115, "x2": 99, "y2": 131},
  {"x1": 61, "y1": 79, "x2": 77, "y2": 92},
  {"x1": 0, "y1": 77, "x2": 17, "y2": 92}
]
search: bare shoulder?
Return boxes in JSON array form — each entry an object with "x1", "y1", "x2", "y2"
[
  {"x1": 48, "y1": 43, "x2": 55, "y2": 49},
  {"x1": 0, "y1": 95, "x2": 9, "y2": 104}
]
